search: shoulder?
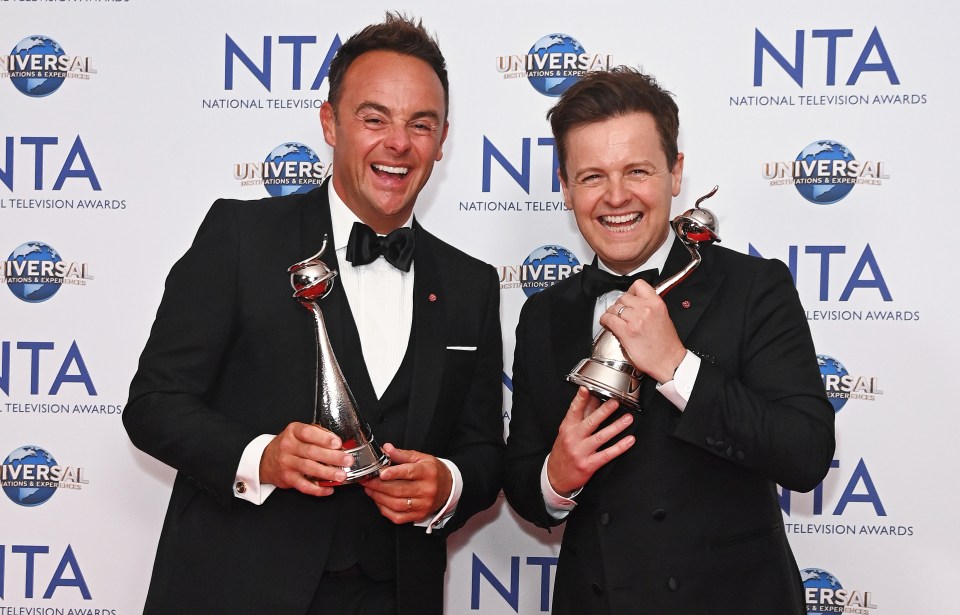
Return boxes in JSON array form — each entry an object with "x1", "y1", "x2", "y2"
[
  {"x1": 703, "y1": 243, "x2": 791, "y2": 280},
  {"x1": 415, "y1": 224, "x2": 496, "y2": 279},
  {"x1": 207, "y1": 188, "x2": 322, "y2": 223}
]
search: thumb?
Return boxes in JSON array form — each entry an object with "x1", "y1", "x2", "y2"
[{"x1": 382, "y1": 442, "x2": 421, "y2": 465}]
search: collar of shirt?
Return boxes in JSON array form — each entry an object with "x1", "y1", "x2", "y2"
[{"x1": 592, "y1": 233, "x2": 673, "y2": 337}]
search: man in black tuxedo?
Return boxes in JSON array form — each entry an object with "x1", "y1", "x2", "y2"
[
  {"x1": 124, "y1": 14, "x2": 503, "y2": 615},
  {"x1": 503, "y1": 67, "x2": 835, "y2": 614}
]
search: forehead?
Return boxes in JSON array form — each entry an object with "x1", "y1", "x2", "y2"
[
  {"x1": 338, "y1": 50, "x2": 445, "y2": 113},
  {"x1": 565, "y1": 112, "x2": 666, "y2": 168}
]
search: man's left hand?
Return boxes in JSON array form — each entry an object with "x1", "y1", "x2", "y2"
[
  {"x1": 362, "y1": 443, "x2": 452, "y2": 524},
  {"x1": 599, "y1": 279, "x2": 687, "y2": 384}
]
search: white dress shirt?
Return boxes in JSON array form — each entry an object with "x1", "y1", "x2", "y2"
[
  {"x1": 541, "y1": 234, "x2": 702, "y2": 517},
  {"x1": 234, "y1": 182, "x2": 461, "y2": 533}
]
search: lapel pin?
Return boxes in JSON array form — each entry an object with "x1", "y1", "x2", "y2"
[
  {"x1": 681, "y1": 300, "x2": 691, "y2": 309},
  {"x1": 428, "y1": 293, "x2": 437, "y2": 302}
]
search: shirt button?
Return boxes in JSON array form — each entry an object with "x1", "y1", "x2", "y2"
[{"x1": 235, "y1": 481, "x2": 247, "y2": 494}]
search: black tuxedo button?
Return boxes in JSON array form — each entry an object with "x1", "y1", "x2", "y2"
[
  {"x1": 725, "y1": 446, "x2": 734, "y2": 457},
  {"x1": 705, "y1": 436, "x2": 715, "y2": 446},
  {"x1": 598, "y1": 512, "x2": 610, "y2": 526},
  {"x1": 667, "y1": 577, "x2": 679, "y2": 591},
  {"x1": 652, "y1": 508, "x2": 666, "y2": 521},
  {"x1": 591, "y1": 582, "x2": 603, "y2": 595},
  {"x1": 735, "y1": 450, "x2": 745, "y2": 460}
]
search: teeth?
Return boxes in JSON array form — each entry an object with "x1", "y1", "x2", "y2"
[
  {"x1": 602, "y1": 212, "x2": 640, "y2": 224},
  {"x1": 372, "y1": 164, "x2": 409, "y2": 175},
  {"x1": 600, "y1": 212, "x2": 642, "y2": 233}
]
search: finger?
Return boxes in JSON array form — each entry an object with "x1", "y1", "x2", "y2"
[
  {"x1": 565, "y1": 387, "x2": 594, "y2": 421},
  {"x1": 589, "y1": 411, "x2": 634, "y2": 449},
  {"x1": 579, "y1": 397, "x2": 623, "y2": 434},
  {"x1": 296, "y1": 423, "x2": 342, "y2": 449},
  {"x1": 587, "y1": 432, "x2": 636, "y2": 469}
]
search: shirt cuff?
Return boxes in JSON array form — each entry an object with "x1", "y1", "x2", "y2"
[
  {"x1": 233, "y1": 434, "x2": 277, "y2": 505},
  {"x1": 655, "y1": 350, "x2": 701, "y2": 412},
  {"x1": 541, "y1": 454, "x2": 581, "y2": 520},
  {"x1": 416, "y1": 458, "x2": 462, "y2": 534}
]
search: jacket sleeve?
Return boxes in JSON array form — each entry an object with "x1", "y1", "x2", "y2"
[
  {"x1": 672, "y1": 258, "x2": 836, "y2": 492},
  {"x1": 123, "y1": 200, "x2": 258, "y2": 508}
]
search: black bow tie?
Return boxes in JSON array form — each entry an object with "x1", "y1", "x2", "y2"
[
  {"x1": 345, "y1": 222, "x2": 415, "y2": 272},
  {"x1": 580, "y1": 264, "x2": 658, "y2": 298}
]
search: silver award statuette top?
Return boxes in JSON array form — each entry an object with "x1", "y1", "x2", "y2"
[
  {"x1": 566, "y1": 186, "x2": 722, "y2": 409},
  {"x1": 288, "y1": 237, "x2": 389, "y2": 484}
]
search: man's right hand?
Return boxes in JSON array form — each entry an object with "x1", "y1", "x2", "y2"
[
  {"x1": 259, "y1": 422, "x2": 355, "y2": 497},
  {"x1": 546, "y1": 387, "x2": 636, "y2": 496}
]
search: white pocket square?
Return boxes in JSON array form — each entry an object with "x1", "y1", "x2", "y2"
[{"x1": 446, "y1": 346, "x2": 477, "y2": 351}]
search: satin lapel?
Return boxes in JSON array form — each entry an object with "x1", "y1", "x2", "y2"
[
  {"x1": 404, "y1": 224, "x2": 445, "y2": 449},
  {"x1": 659, "y1": 237, "x2": 723, "y2": 343},
  {"x1": 298, "y1": 183, "x2": 378, "y2": 409},
  {"x1": 550, "y1": 273, "x2": 596, "y2": 384}
]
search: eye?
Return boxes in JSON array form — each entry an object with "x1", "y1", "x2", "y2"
[
  {"x1": 410, "y1": 120, "x2": 437, "y2": 134},
  {"x1": 577, "y1": 173, "x2": 603, "y2": 186},
  {"x1": 628, "y1": 168, "x2": 650, "y2": 178},
  {"x1": 361, "y1": 115, "x2": 387, "y2": 128}
]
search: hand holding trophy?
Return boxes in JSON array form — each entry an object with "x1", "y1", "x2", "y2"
[
  {"x1": 566, "y1": 186, "x2": 722, "y2": 409},
  {"x1": 289, "y1": 238, "x2": 390, "y2": 484}
]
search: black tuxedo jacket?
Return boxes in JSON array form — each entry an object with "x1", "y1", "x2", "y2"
[
  {"x1": 124, "y1": 183, "x2": 504, "y2": 615},
  {"x1": 503, "y1": 239, "x2": 835, "y2": 615}
]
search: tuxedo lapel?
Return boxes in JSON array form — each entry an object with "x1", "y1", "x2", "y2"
[
  {"x1": 404, "y1": 224, "x2": 445, "y2": 448},
  {"x1": 659, "y1": 237, "x2": 723, "y2": 343},
  {"x1": 550, "y1": 275, "x2": 596, "y2": 383}
]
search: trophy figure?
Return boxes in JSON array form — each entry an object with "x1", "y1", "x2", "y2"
[
  {"x1": 289, "y1": 238, "x2": 389, "y2": 484},
  {"x1": 566, "y1": 186, "x2": 722, "y2": 409}
]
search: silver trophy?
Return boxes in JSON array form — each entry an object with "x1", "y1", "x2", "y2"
[
  {"x1": 289, "y1": 238, "x2": 389, "y2": 484},
  {"x1": 566, "y1": 186, "x2": 722, "y2": 409}
]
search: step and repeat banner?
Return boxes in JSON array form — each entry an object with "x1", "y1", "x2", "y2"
[{"x1": 2, "y1": 1, "x2": 955, "y2": 613}]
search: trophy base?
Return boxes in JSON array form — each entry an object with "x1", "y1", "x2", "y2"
[
  {"x1": 315, "y1": 437, "x2": 391, "y2": 486},
  {"x1": 566, "y1": 358, "x2": 642, "y2": 410}
]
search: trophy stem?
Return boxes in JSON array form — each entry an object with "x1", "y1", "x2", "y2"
[{"x1": 289, "y1": 236, "x2": 389, "y2": 485}]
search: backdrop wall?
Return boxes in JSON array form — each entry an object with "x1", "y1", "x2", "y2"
[{"x1": 2, "y1": 1, "x2": 954, "y2": 613}]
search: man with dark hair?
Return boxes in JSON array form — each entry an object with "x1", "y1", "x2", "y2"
[
  {"x1": 503, "y1": 66, "x2": 835, "y2": 614},
  {"x1": 124, "y1": 14, "x2": 503, "y2": 615}
]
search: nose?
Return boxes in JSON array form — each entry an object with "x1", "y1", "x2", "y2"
[
  {"x1": 603, "y1": 176, "x2": 630, "y2": 208},
  {"x1": 383, "y1": 123, "x2": 413, "y2": 155}
]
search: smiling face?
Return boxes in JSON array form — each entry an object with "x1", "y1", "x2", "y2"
[
  {"x1": 320, "y1": 50, "x2": 448, "y2": 233},
  {"x1": 560, "y1": 112, "x2": 684, "y2": 274}
]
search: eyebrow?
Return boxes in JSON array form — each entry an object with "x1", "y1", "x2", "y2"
[{"x1": 355, "y1": 101, "x2": 442, "y2": 123}]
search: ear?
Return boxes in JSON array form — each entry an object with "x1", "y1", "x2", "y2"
[
  {"x1": 320, "y1": 102, "x2": 336, "y2": 148},
  {"x1": 671, "y1": 153, "x2": 685, "y2": 196},
  {"x1": 434, "y1": 121, "x2": 450, "y2": 162},
  {"x1": 558, "y1": 168, "x2": 573, "y2": 209}
]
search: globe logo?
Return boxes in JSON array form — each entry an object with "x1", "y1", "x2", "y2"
[
  {"x1": 2, "y1": 446, "x2": 59, "y2": 507},
  {"x1": 801, "y1": 568, "x2": 843, "y2": 615},
  {"x1": 5, "y1": 241, "x2": 63, "y2": 303},
  {"x1": 262, "y1": 142, "x2": 325, "y2": 197},
  {"x1": 526, "y1": 34, "x2": 586, "y2": 97},
  {"x1": 521, "y1": 245, "x2": 580, "y2": 297},
  {"x1": 793, "y1": 140, "x2": 857, "y2": 205},
  {"x1": 9, "y1": 35, "x2": 66, "y2": 97},
  {"x1": 818, "y1": 354, "x2": 850, "y2": 413}
]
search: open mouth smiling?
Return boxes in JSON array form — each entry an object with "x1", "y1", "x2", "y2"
[{"x1": 600, "y1": 212, "x2": 643, "y2": 233}]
